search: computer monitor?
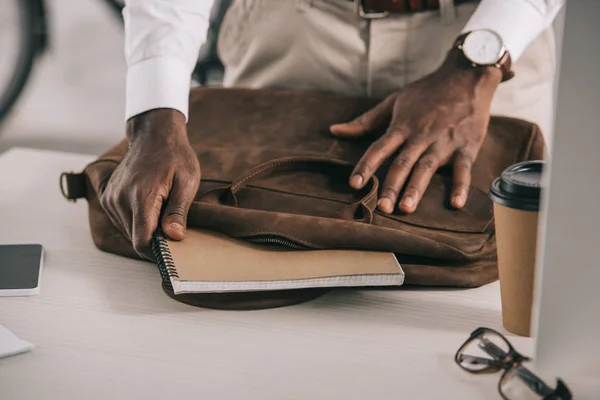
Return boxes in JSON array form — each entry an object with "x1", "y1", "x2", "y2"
[{"x1": 532, "y1": 0, "x2": 600, "y2": 388}]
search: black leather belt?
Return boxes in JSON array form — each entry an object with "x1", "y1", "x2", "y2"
[{"x1": 354, "y1": 0, "x2": 477, "y2": 19}]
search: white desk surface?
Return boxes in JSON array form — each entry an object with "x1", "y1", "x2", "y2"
[{"x1": 0, "y1": 148, "x2": 574, "y2": 399}]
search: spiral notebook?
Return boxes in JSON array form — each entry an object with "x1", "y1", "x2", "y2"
[{"x1": 151, "y1": 228, "x2": 404, "y2": 294}]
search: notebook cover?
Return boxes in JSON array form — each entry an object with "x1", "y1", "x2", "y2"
[{"x1": 166, "y1": 229, "x2": 402, "y2": 283}]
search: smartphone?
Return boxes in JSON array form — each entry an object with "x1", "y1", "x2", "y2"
[{"x1": 0, "y1": 244, "x2": 44, "y2": 296}]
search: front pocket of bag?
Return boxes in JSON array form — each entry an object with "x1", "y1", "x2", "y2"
[
  {"x1": 214, "y1": 169, "x2": 494, "y2": 234},
  {"x1": 381, "y1": 173, "x2": 493, "y2": 234},
  {"x1": 194, "y1": 176, "x2": 492, "y2": 257}
]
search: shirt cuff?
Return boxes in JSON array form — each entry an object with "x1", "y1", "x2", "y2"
[
  {"x1": 462, "y1": 0, "x2": 547, "y2": 61},
  {"x1": 125, "y1": 57, "x2": 193, "y2": 122}
]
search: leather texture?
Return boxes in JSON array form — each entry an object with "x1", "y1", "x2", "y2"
[
  {"x1": 65, "y1": 88, "x2": 545, "y2": 290},
  {"x1": 363, "y1": 0, "x2": 473, "y2": 13}
]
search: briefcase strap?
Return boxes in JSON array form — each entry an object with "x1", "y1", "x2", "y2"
[
  {"x1": 357, "y1": 0, "x2": 474, "y2": 16},
  {"x1": 198, "y1": 156, "x2": 380, "y2": 224},
  {"x1": 60, "y1": 172, "x2": 86, "y2": 202}
]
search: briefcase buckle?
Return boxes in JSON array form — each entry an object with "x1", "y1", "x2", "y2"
[{"x1": 354, "y1": 0, "x2": 389, "y2": 19}]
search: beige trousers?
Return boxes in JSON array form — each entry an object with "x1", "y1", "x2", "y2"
[{"x1": 218, "y1": 0, "x2": 557, "y2": 145}]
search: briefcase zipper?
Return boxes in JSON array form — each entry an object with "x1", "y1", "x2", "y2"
[{"x1": 246, "y1": 235, "x2": 313, "y2": 250}]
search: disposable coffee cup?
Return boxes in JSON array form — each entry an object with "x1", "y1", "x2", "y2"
[{"x1": 489, "y1": 161, "x2": 545, "y2": 337}]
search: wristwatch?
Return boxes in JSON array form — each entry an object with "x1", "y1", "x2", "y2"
[{"x1": 454, "y1": 29, "x2": 514, "y2": 82}]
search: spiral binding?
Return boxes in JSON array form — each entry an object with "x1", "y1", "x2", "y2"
[{"x1": 150, "y1": 229, "x2": 179, "y2": 290}]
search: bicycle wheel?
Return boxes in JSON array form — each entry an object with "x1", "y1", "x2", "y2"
[
  {"x1": 102, "y1": 0, "x2": 125, "y2": 21},
  {"x1": 0, "y1": 0, "x2": 40, "y2": 125}
]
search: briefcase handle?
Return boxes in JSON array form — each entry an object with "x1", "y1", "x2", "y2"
[{"x1": 198, "y1": 157, "x2": 379, "y2": 223}]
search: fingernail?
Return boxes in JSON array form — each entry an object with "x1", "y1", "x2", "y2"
[
  {"x1": 378, "y1": 198, "x2": 393, "y2": 213},
  {"x1": 350, "y1": 174, "x2": 364, "y2": 188},
  {"x1": 169, "y1": 223, "x2": 185, "y2": 236},
  {"x1": 452, "y1": 195, "x2": 465, "y2": 208},
  {"x1": 330, "y1": 124, "x2": 342, "y2": 133},
  {"x1": 402, "y1": 196, "x2": 415, "y2": 210}
]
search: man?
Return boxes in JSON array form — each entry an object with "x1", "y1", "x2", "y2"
[{"x1": 104, "y1": 0, "x2": 563, "y2": 258}]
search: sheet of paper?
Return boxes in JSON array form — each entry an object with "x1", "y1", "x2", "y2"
[{"x1": 0, "y1": 323, "x2": 34, "y2": 359}]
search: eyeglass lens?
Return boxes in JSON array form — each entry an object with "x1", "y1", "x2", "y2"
[{"x1": 500, "y1": 364, "x2": 556, "y2": 400}]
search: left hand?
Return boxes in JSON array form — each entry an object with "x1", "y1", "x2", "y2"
[{"x1": 330, "y1": 49, "x2": 502, "y2": 214}]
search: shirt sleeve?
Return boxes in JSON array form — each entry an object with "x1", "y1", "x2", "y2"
[
  {"x1": 123, "y1": 0, "x2": 214, "y2": 121},
  {"x1": 462, "y1": 0, "x2": 565, "y2": 61}
]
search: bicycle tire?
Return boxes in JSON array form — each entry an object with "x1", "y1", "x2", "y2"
[
  {"x1": 0, "y1": 0, "x2": 41, "y2": 125},
  {"x1": 102, "y1": 0, "x2": 125, "y2": 22}
]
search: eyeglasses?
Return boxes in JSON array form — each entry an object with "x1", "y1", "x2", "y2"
[{"x1": 455, "y1": 327, "x2": 572, "y2": 400}]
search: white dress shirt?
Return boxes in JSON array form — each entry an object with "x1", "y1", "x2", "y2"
[{"x1": 123, "y1": 0, "x2": 564, "y2": 121}]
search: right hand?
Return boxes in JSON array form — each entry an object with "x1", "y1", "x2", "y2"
[{"x1": 101, "y1": 109, "x2": 201, "y2": 259}]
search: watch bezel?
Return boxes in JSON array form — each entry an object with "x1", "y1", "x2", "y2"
[{"x1": 459, "y1": 29, "x2": 506, "y2": 67}]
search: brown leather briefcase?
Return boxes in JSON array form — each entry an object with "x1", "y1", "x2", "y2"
[{"x1": 62, "y1": 88, "x2": 545, "y2": 307}]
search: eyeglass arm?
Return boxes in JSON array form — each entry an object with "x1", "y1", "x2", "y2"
[{"x1": 512, "y1": 365, "x2": 555, "y2": 396}]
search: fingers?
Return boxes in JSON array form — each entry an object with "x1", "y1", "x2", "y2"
[
  {"x1": 330, "y1": 94, "x2": 396, "y2": 138},
  {"x1": 451, "y1": 151, "x2": 474, "y2": 209},
  {"x1": 349, "y1": 127, "x2": 408, "y2": 189},
  {"x1": 376, "y1": 139, "x2": 432, "y2": 213},
  {"x1": 398, "y1": 144, "x2": 454, "y2": 213},
  {"x1": 101, "y1": 180, "x2": 163, "y2": 260},
  {"x1": 131, "y1": 193, "x2": 164, "y2": 260},
  {"x1": 449, "y1": 118, "x2": 486, "y2": 209},
  {"x1": 161, "y1": 171, "x2": 200, "y2": 241},
  {"x1": 101, "y1": 194, "x2": 130, "y2": 239},
  {"x1": 100, "y1": 177, "x2": 132, "y2": 240}
]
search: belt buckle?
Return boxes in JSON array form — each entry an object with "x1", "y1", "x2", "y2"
[{"x1": 354, "y1": 0, "x2": 389, "y2": 19}]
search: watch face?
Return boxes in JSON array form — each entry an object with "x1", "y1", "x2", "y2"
[{"x1": 463, "y1": 30, "x2": 504, "y2": 65}]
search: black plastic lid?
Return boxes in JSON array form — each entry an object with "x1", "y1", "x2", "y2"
[{"x1": 489, "y1": 161, "x2": 545, "y2": 211}]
